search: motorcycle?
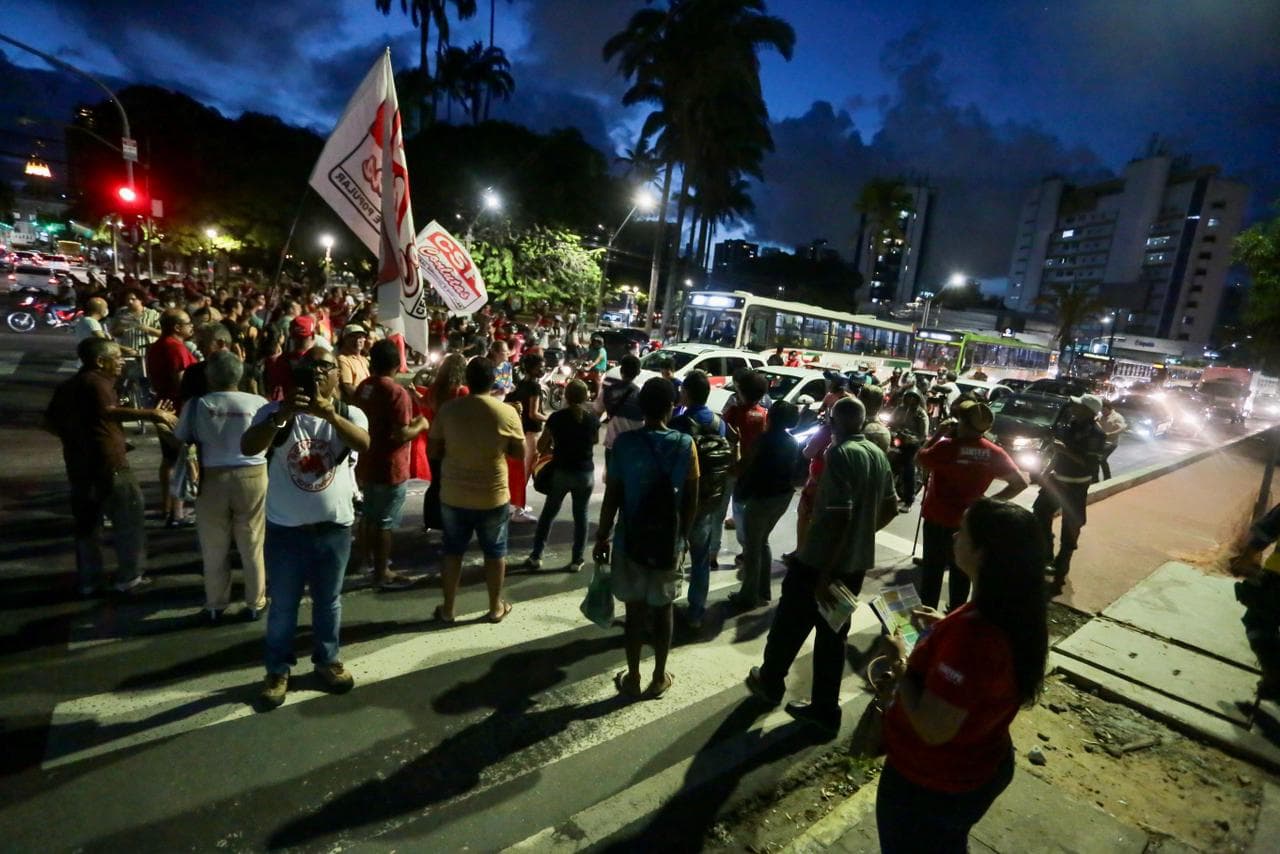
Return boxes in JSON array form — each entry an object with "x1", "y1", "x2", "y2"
[
  {"x1": 6, "y1": 290, "x2": 83, "y2": 333},
  {"x1": 886, "y1": 428, "x2": 926, "y2": 503},
  {"x1": 541, "y1": 348, "x2": 573, "y2": 411},
  {"x1": 573, "y1": 359, "x2": 602, "y2": 400}
]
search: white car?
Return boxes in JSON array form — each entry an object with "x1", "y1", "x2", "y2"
[
  {"x1": 707, "y1": 365, "x2": 828, "y2": 421},
  {"x1": 41, "y1": 254, "x2": 71, "y2": 272},
  {"x1": 7, "y1": 264, "x2": 63, "y2": 293},
  {"x1": 605, "y1": 343, "x2": 766, "y2": 388}
]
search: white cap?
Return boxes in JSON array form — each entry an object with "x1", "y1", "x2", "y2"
[{"x1": 1071, "y1": 393, "x2": 1103, "y2": 416}]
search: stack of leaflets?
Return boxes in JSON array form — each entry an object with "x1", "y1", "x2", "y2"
[
  {"x1": 869, "y1": 583, "x2": 924, "y2": 654},
  {"x1": 816, "y1": 581, "x2": 860, "y2": 632}
]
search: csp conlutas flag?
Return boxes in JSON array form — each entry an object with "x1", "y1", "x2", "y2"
[
  {"x1": 415, "y1": 221, "x2": 488, "y2": 315},
  {"x1": 308, "y1": 50, "x2": 428, "y2": 352}
]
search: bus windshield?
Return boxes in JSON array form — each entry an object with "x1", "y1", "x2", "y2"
[
  {"x1": 915, "y1": 341, "x2": 961, "y2": 372},
  {"x1": 680, "y1": 307, "x2": 741, "y2": 346}
]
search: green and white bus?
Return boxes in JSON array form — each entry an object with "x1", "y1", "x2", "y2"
[
  {"x1": 677, "y1": 291, "x2": 915, "y2": 373},
  {"x1": 912, "y1": 327, "x2": 1058, "y2": 382}
]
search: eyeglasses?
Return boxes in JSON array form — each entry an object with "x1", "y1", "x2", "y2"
[{"x1": 312, "y1": 362, "x2": 338, "y2": 373}]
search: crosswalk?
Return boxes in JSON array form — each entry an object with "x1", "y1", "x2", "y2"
[
  {"x1": 0, "y1": 347, "x2": 80, "y2": 377},
  {"x1": 12, "y1": 521, "x2": 916, "y2": 851}
]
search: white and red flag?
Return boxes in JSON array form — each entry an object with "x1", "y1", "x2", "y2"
[
  {"x1": 309, "y1": 50, "x2": 427, "y2": 353},
  {"x1": 415, "y1": 220, "x2": 488, "y2": 315}
]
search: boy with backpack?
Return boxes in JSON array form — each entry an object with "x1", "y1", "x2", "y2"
[
  {"x1": 594, "y1": 354, "x2": 645, "y2": 476},
  {"x1": 671, "y1": 370, "x2": 734, "y2": 629},
  {"x1": 594, "y1": 378, "x2": 700, "y2": 700}
]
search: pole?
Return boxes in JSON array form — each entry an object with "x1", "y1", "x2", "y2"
[
  {"x1": 1257, "y1": 427, "x2": 1279, "y2": 521},
  {"x1": 0, "y1": 34, "x2": 135, "y2": 191},
  {"x1": 110, "y1": 219, "x2": 119, "y2": 275}
]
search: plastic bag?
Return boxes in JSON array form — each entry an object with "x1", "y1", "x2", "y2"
[{"x1": 579, "y1": 563, "x2": 615, "y2": 630}]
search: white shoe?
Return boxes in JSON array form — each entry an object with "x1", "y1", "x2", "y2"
[{"x1": 511, "y1": 507, "x2": 538, "y2": 523}]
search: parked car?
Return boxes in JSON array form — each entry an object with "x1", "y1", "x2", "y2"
[
  {"x1": 989, "y1": 392, "x2": 1069, "y2": 475},
  {"x1": 605, "y1": 343, "x2": 767, "y2": 388},
  {"x1": 1026, "y1": 377, "x2": 1093, "y2": 398},
  {"x1": 707, "y1": 366, "x2": 828, "y2": 425},
  {"x1": 998, "y1": 378, "x2": 1032, "y2": 394},
  {"x1": 954, "y1": 378, "x2": 1015, "y2": 404},
  {"x1": 592, "y1": 327, "x2": 656, "y2": 361},
  {"x1": 1111, "y1": 395, "x2": 1174, "y2": 439}
]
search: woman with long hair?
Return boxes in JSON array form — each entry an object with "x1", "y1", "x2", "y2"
[
  {"x1": 421, "y1": 353, "x2": 470, "y2": 536},
  {"x1": 877, "y1": 497, "x2": 1048, "y2": 853},
  {"x1": 521, "y1": 379, "x2": 599, "y2": 573}
]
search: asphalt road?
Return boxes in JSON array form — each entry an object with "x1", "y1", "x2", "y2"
[{"x1": 0, "y1": 320, "x2": 1259, "y2": 851}]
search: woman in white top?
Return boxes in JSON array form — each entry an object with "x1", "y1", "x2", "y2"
[{"x1": 174, "y1": 350, "x2": 269, "y2": 622}]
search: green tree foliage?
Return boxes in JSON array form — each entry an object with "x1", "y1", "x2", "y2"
[
  {"x1": 471, "y1": 224, "x2": 603, "y2": 308},
  {"x1": 1233, "y1": 204, "x2": 1280, "y2": 368},
  {"x1": 1035, "y1": 282, "x2": 1108, "y2": 355}
]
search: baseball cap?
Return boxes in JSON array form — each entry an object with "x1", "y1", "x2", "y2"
[
  {"x1": 342, "y1": 323, "x2": 368, "y2": 338},
  {"x1": 1071, "y1": 393, "x2": 1103, "y2": 416},
  {"x1": 290, "y1": 315, "x2": 316, "y2": 338},
  {"x1": 822, "y1": 369, "x2": 847, "y2": 389},
  {"x1": 954, "y1": 399, "x2": 995, "y2": 433}
]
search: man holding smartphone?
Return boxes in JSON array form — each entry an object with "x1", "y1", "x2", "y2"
[{"x1": 241, "y1": 348, "x2": 370, "y2": 710}]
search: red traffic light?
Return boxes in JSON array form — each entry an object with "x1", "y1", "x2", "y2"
[{"x1": 117, "y1": 185, "x2": 138, "y2": 204}]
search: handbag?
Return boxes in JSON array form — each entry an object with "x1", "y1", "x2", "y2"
[
  {"x1": 531, "y1": 452, "x2": 556, "y2": 495},
  {"x1": 848, "y1": 655, "x2": 898, "y2": 759},
  {"x1": 579, "y1": 563, "x2": 615, "y2": 629}
]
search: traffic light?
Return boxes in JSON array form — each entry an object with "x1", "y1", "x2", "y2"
[{"x1": 117, "y1": 185, "x2": 139, "y2": 205}]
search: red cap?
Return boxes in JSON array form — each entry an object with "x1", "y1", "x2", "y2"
[{"x1": 290, "y1": 315, "x2": 315, "y2": 338}]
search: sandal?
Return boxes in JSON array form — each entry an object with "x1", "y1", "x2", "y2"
[
  {"x1": 644, "y1": 671, "x2": 675, "y2": 700},
  {"x1": 432, "y1": 604, "x2": 456, "y2": 624},
  {"x1": 377, "y1": 573, "x2": 418, "y2": 591},
  {"x1": 614, "y1": 670, "x2": 643, "y2": 698},
  {"x1": 484, "y1": 600, "x2": 513, "y2": 623}
]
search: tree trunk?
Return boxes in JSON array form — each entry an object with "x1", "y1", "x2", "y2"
[
  {"x1": 644, "y1": 164, "x2": 674, "y2": 336},
  {"x1": 660, "y1": 164, "x2": 691, "y2": 329},
  {"x1": 695, "y1": 213, "x2": 710, "y2": 273}
]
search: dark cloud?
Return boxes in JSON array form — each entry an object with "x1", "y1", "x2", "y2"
[{"x1": 750, "y1": 33, "x2": 1106, "y2": 287}]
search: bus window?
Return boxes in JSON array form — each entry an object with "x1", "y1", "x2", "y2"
[
  {"x1": 744, "y1": 307, "x2": 775, "y2": 351},
  {"x1": 679, "y1": 307, "x2": 742, "y2": 345},
  {"x1": 775, "y1": 312, "x2": 805, "y2": 347},
  {"x1": 915, "y1": 341, "x2": 960, "y2": 372},
  {"x1": 834, "y1": 322, "x2": 856, "y2": 353},
  {"x1": 801, "y1": 317, "x2": 831, "y2": 349}
]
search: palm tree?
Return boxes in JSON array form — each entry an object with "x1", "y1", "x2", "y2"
[
  {"x1": 375, "y1": 0, "x2": 477, "y2": 123},
  {"x1": 1036, "y1": 282, "x2": 1109, "y2": 361},
  {"x1": 434, "y1": 45, "x2": 470, "y2": 123},
  {"x1": 460, "y1": 41, "x2": 515, "y2": 123}
]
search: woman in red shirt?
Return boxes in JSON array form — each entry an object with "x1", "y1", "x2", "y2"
[{"x1": 878, "y1": 497, "x2": 1048, "y2": 853}]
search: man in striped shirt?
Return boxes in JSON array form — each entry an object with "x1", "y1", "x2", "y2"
[{"x1": 111, "y1": 289, "x2": 162, "y2": 357}]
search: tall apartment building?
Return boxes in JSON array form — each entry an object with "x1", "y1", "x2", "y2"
[
  {"x1": 1006, "y1": 155, "x2": 1248, "y2": 344},
  {"x1": 712, "y1": 238, "x2": 759, "y2": 275},
  {"x1": 854, "y1": 183, "x2": 932, "y2": 305}
]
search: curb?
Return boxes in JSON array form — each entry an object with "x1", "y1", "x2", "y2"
[{"x1": 1084, "y1": 424, "x2": 1275, "y2": 507}]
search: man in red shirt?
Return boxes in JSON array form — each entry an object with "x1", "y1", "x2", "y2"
[
  {"x1": 146, "y1": 308, "x2": 197, "y2": 525},
  {"x1": 916, "y1": 400, "x2": 1027, "y2": 609},
  {"x1": 263, "y1": 315, "x2": 318, "y2": 401},
  {"x1": 714, "y1": 369, "x2": 770, "y2": 564},
  {"x1": 354, "y1": 339, "x2": 428, "y2": 589}
]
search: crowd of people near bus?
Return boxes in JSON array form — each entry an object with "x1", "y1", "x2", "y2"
[{"x1": 40, "y1": 271, "x2": 1129, "y2": 850}]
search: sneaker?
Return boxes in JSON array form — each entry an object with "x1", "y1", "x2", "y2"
[
  {"x1": 565, "y1": 561, "x2": 584, "y2": 574},
  {"x1": 521, "y1": 556, "x2": 543, "y2": 571},
  {"x1": 113, "y1": 575, "x2": 153, "y2": 594},
  {"x1": 784, "y1": 701, "x2": 841, "y2": 738},
  {"x1": 204, "y1": 608, "x2": 224, "y2": 625},
  {"x1": 511, "y1": 507, "x2": 538, "y2": 524},
  {"x1": 315, "y1": 661, "x2": 355, "y2": 694},
  {"x1": 260, "y1": 673, "x2": 288, "y2": 709}
]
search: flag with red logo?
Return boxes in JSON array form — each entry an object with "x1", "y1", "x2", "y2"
[
  {"x1": 415, "y1": 221, "x2": 488, "y2": 315},
  {"x1": 308, "y1": 50, "x2": 427, "y2": 353}
]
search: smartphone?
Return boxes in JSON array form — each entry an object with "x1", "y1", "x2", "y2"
[{"x1": 292, "y1": 362, "x2": 318, "y2": 398}]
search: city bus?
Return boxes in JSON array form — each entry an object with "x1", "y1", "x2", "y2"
[
  {"x1": 1070, "y1": 352, "x2": 1204, "y2": 389},
  {"x1": 677, "y1": 290, "x2": 914, "y2": 373},
  {"x1": 912, "y1": 328, "x2": 1058, "y2": 382}
]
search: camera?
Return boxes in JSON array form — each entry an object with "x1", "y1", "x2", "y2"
[{"x1": 292, "y1": 361, "x2": 319, "y2": 398}]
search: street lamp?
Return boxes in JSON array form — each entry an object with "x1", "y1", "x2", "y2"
[
  {"x1": 602, "y1": 187, "x2": 659, "y2": 322},
  {"x1": 320, "y1": 234, "x2": 335, "y2": 285},
  {"x1": 920, "y1": 272, "x2": 966, "y2": 328},
  {"x1": 482, "y1": 188, "x2": 502, "y2": 211}
]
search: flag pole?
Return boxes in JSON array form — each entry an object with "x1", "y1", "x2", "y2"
[{"x1": 267, "y1": 186, "x2": 311, "y2": 310}]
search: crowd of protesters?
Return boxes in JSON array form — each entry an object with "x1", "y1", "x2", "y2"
[{"x1": 42, "y1": 270, "x2": 1066, "y2": 849}]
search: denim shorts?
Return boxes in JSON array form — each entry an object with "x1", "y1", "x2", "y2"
[
  {"x1": 441, "y1": 503, "x2": 510, "y2": 559},
  {"x1": 361, "y1": 481, "x2": 408, "y2": 530}
]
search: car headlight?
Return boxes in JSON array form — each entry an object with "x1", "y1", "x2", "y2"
[
  {"x1": 1016, "y1": 452, "x2": 1040, "y2": 470},
  {"x1": 1011, "y1": 436, "x2": 1035, "y2": 450}
]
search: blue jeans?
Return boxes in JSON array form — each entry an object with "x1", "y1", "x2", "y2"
[
  {"x1": 531, "y1": 466, "x2": 594, "y2": 563},
  {"x1": 361, "y1": 481, "x2": 408, "y2": 529},
  {"x1": 707, "y1": 475, "x2": 737, "y2": 559},
  {"x1": 264, "y1": 522, "x2": 352, "y2": 675},
  {"x1": 685, "y1": 509, "x2": 720, "y2": 619},
  {"x1": 739, "y1": 491, "x2": 793, "y2": 605},
  {"x1": 441, "y1": 503, "x2": 510, "y2": 559}
]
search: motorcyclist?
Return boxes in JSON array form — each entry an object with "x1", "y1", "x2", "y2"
[{"x1": 888, "y1": 388, "x2": 930, "y2": 510}]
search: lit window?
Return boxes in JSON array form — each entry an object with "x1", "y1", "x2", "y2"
[
  {"x1": 1061, "y1": 229, "x2": 1075, "y2": 238},
  {"x1": 1207, "y1": 218, "x2": 1220, "y2": 228}
]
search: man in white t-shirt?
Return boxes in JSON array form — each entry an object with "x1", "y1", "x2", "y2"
[
  {"x1": 174, "y1": 350, "x2": 269, "y2": 623},
  {"x1": 73, "y1": 298, "x2": 112, "y2": 346},
  {"x1": 241, "y1": 347, "x2": 370, "y2": 709}
]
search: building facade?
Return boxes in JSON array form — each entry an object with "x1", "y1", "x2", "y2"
[
  {"x1": 1007, "y1": 156, "x2": 1248, "y2": 344},
  {"x1": 855, "y1": 183, "x2": 932, "y2": 305},
  {"x1": 712, "y1": 239, "x2": 759, "y2": 275}
]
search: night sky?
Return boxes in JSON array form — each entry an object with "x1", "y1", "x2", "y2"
[{"x1": 3, "y1": 0, "x2": 1278, "y2": 286}]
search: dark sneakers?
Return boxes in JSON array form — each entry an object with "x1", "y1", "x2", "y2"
[
  {"x1": 260, "y1": 673, "x2": 288, "y2": 709},
  {"x1": 745, "y1": 666, "x2": 783, "y2": 707},
  {"x1": 785, "y1": 701, "x2": 841, "y2": 738}
]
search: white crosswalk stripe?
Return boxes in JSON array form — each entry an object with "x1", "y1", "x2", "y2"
[{"x1": 0, "y1": 350, "x2": 22, "y2": 377}]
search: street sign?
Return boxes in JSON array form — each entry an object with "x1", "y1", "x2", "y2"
[
  {"x1": 122, "y1": 137, "x2": 138, "y2": 162},
  {"x1": 151, "y1": 199, "x2": 163, "y2": 219}
]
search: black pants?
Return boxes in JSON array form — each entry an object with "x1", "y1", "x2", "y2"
[
  {"x1": 1239, "y1": 572, "x2": 1280, "y2": 682},
  {"x1": 919, "y1": 521, "x2": 967, "y2": 611},
  {"x1": 423, "y1": 457, "x2": 444, "y2": 531},
  {"x1": 1032, "y1": 477, "x2": 1090, "y2": 576},
  {"x1": 876, "y1": 753, "x2": 1015, "y2": 853},
  {"x1": 1098, "y1": 442, "x2": 1118, "y2": 481},
  {"x1": 758, "y1": 559, "x2": 861, "y2": 713}
]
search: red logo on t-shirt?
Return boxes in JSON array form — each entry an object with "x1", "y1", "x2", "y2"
[{"x1": 287, "y1": 439, "x2": 337, "y2": 493}]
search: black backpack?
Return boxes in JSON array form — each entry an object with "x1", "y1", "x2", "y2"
[
  {"x1": 688, "y1": 415, "x2": 734, "y2": 505},
  {"x1": 623, "y1": 431, "x2": 684, "y2": 572}
]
